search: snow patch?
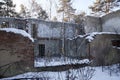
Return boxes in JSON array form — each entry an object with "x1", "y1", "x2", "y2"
[
  {"x1": 34, "y1": 57, "x2": 90, "y2": 67},
  {"x1": 0, "y1": 28, "x2": 34, "y2": 42}
]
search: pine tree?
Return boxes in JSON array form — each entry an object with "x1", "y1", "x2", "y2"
[
  {"x1": 57, "y1": 0, "x2": 76, "y2": 22},
  {"x1": 89, "y1": 0, "x2": 120, "y2": 15},
  {"x1": 19, "y1": 4, "x2": 28, "y2": 18},
  {"x1": 0, "y1": 0, "x2": 18, "y2": 17},
  {"x1": 73, "y1": 12, "x2": 86, "y2": 24},
  {"x1": 19, "y1": 0, "x2": 48, "y2": 20},
  {"x1": 52, "y1": 16, "x2": 57, "y2": 21}
]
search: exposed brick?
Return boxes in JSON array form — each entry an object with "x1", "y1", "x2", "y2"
[{"x1": 0, "y1": 30, "x2": 34, "y2": 77}]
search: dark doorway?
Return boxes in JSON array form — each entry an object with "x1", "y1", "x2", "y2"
[
  {"x1": 39, "y1": 44, "x2": 45, "y2": 57},
  {"x1": 32, "y1": 24, "x2": 37, "y2": 38}
]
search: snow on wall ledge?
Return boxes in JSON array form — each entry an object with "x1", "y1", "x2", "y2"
[
  {"x1": 0, "y1": 28, "x2": 34, "y2": 42},
  {"x1": 86, "y1": 32, "x2": 120, "y2": 42},
  {"x1": 68, "y1": 32, "x2": 120, "y2": 42}
]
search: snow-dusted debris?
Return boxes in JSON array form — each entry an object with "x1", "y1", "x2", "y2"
[
  {"x1": 34, "y1": 57, "x2": 90, "y2": 67},
  {"x1": 0, "y1": 28, "x2": 34, "y2": 42}
]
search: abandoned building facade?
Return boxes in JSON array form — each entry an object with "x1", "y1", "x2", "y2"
[
  {"x1": 0, "y1": 17, "x2": 84, "y2": 58},
  {"x1": 0, "y1": 10, "x2": 120, "y2": 60},
  {"x1": 1, "y1": 10, "x2": 120, "y2": 78}
]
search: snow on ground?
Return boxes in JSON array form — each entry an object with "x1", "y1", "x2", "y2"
[
  {"x1": 1, "y1": 64, "x2": 120, "y2": 80},
  {"x1": 0, "y1": 28, "x2": 34, "y2": 42},
  {"x1": 34, "y1": 57, "x2": 90, "y2": 67},
  {"x1": 92, "y1": 64, "x2": 120, "y2": 80}
]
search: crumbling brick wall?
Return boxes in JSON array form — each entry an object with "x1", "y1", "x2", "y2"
[{"x1": 0, "y1": 30, "x2": 34, "y2": 77}]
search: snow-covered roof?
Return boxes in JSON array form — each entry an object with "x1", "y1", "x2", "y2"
[
  {"x1": 0, "y1": 28, "x2": 34, "y2": 42},
  {"x1": 85, "y1": 32, "x2": 120, "y2": 42},
  {"x1": 68, "y1": 32, "x2": 120, "y2": 42}
]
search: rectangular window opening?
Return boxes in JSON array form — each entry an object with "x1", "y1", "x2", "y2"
[
  {"x1": 39, "y1": 44, "x2": 45, "y2": 57},
  {"x1": 32, "y1": 24, "x2": 37, "y2": 38},
  {"x1": 111, "y1": 40, "x2": 120, "y2": 47}
]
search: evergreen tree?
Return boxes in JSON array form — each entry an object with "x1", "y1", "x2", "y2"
[
  {"x1": 19, "y1": 4, "x2": 28, "y2": 18},
  {"x1": 89, "y1": 0, "x2": 120, "y2": 15},
  {"x1": 52, "y1": 16, "x2": 57, "y2": 21},
  {"x1": 0, "y1": 0, "x2": 18, "y2": 17},
  {"x1": 73, "y1": 12, "x2": 86, "y2": 24},
  {"x1": 19, "y1": 0, "x2": 48, "y2": 20},
  {"x1": 57, "y1": 0, "x2": 76, "y2": 22}
]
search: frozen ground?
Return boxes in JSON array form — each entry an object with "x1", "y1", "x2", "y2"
[{"x1": 1, "y1": 64, "x2": 120, "y2": 80}]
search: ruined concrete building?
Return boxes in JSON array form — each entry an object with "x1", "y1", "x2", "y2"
[
  {"x1": 0, "y1": 10, "x2": 120, "y2": 62},
  {"x1": 0, "y1": 17, "x2": 84, "y2": 58}
]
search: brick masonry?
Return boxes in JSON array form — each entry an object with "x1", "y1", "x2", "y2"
[{"x1": 0, "y1": 30, "x2": 34, "y2": 77}]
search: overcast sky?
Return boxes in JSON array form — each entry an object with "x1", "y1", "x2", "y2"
[
  {"x1": 12, "y1": 0, "x2": 95, "y2": 14},
  {"x1": 12, "y1": 0, "x2": 96, "y2": 20}
]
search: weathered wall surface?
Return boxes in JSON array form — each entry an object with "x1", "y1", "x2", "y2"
[
  {"x1": 65, "y1": 38, "x2": 88, "y2": 59},
  {"x1": 37, "y1": 21, "x2": 61, "y2": 38},
  {"x1": 0, "y1": 30, "x2": 34, "y2": 77},
  {"x1": 65, "y1": 33, "x2": 120, "y2": 65},
  {"x1": 26, "y1": 19, "x2": 84, "y2": 39},
  {"x1": 0, "y1": 17, "x2": 27, "y2": 30},
  {"x1": 85, "y1": 10, "x2": 120, "y2": 33},
  {"x1": 34, "y1": 38, "x2": 62, "y2": 57},
  {"x1": 102, "y1": 10, "x2": 120, "y2": 33},
  {"x1": 0, "y1": 17, "x2": 85, "y2": 59},
  {"x1": 84, "y1": 16, "x2": 102, "y2": 33},
  {"x1": 27, "y1": 19, "x2": 84, "y2": 58},
  {"x1": 36, "y1": 20, "x2": 84, "y2": 39},
  {"x1": 0, "y1": 17, "x2": 84, "y2": 40},
  {"x1": 89, "y1": 34, "x2": 120, "y2": 66}
]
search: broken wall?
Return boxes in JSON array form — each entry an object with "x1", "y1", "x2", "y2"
[
  {"x1": 85, "y1": 10, "x2": 120, "y2": 34},
  {"x1": 84, "y1": 16, "x2": 102, "y2": 33},
  {"x1": 89, "y1": 34, "x2": 120, "y2": 66},
  {"x1": 65, "y1": 37, "x2": 88, "y2": 59},
  {"x1": 0, "y1": 30, "x2": 34, "y2": 77},
  {"x1": 102, "y1": 10, "x2": 120, "y2": 33}
]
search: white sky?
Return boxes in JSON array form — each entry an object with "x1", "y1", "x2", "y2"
[
  {"x1": 12, "y1": 0, "x2": 96, "y2": 20},
  {"x1": 12, "y1": 0, "x2": 95, "y2": 15}
]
